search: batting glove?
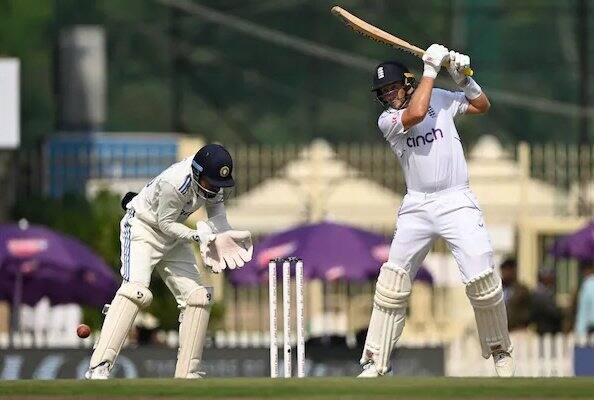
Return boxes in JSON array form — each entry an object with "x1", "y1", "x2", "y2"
[
  {"x1": 422, "y1": 44, "x2": 449, "y2": 79},
  {"x1": 447, "y1": 50, "x2": 471, "y2": 86}
]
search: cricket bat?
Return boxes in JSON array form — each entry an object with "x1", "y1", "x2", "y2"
[{"x1": 331, "y1": 6, "x2": 473, "y2": 77}]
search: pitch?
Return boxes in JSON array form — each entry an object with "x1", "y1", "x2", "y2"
[{"x1": 2, "y1": 377, "x2": 593, "y2": 399}]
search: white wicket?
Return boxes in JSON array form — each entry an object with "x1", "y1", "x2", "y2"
[
  {"x1": 268, "y1": 257, "x2": 305, "y2": 378},
  {"x1": 282, "y1": 259, "x2": 291, "y2": 378},
  {"x1": 295, "y1": 259, "x2": 305, "y2": 378},
  {"x1": 268, "y1": 260, "x2": 278, "y2": 378}
]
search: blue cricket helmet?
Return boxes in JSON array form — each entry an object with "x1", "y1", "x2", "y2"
[{"x1": 191, "y1": 144, "x2": 235, "y2": 188}]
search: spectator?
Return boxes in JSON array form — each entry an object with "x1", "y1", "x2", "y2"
[
  {"x1": 575, "y1": 263, "x2": 594, "y2": 337},
  {"x1": 531, "y1": 267, "x2": 563, "y2": 334},
  {"x1": 500, "y1": 257, "x2": 532, "y2": 331}
]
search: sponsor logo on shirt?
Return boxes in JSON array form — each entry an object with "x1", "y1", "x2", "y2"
[
  {"x1": 406, "y1": 128, "x2": 444, "y2": 148},
  {"x1": 180, "y1": 209, "x2": 193, "y2": 217}
]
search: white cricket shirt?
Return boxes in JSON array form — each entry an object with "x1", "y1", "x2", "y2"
[
  {"x1": 128, "y1": 156, "x2": 228, "y2": 242},
  {"x1": 378, "y1": 88, "x2": 470, "y2": 193}
]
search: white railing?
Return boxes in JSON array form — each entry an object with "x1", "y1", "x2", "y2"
[
  {"x1": 3, "y1": 329, "x2": 592, "y2": 379},
  {"x1": 447, "y1": 332, "x2": 593, "y2": 377},
  {"x1": 0, "y1": 331, "x2": 96, "y2": 349}
]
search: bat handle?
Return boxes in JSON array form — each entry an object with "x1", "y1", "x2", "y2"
[{"x1": 440, "y1": 60, "x2": 474, "y2": 77}]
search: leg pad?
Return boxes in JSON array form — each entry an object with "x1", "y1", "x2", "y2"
[
  {"x1": 89, "y1": 283, "x2": 152, "y2": 369},
  {"x1": 466, "y1": 269, "x2": 513, "y2": 358},
  {"x1": 360, "y1": 263, "x2": 411, "y2": 375},
  {"x1": 174, "y1": 286, "x2": 213, "y2": 378}
]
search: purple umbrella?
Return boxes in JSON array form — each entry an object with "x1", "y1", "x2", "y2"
[
  {"x1": 549, "y1": 221, "x2": 594, "y2": 262},
  {"x1": 0, "y1": 223, "x2": 119, "y2": 307},
  {"x1": 229, "y1": 221, "x2": 393, "y2": 285}
]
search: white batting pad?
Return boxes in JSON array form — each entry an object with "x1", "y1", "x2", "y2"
[
  {"x1": 174, "y1": 286, "x2": 213, "y2": 378},
  {"x1": 361, "y1": 262, "x2": 411, "y2": 375},
  {"x1": 465, "y1": 269, "x2": 513, "y2": 358},
  {"x1": 90, "y1": 283, "x2": 153, "y2": 369}
]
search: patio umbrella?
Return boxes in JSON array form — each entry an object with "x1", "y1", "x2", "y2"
[
  {"x1": 549, "y1": 221, "x2": 594, "y2": 262},
  {"x1": 0, "y1": 222, "x2": 119, "y2": 308},
  {"x1": 229, "y1": 221, "x2": 405, "y2": 285}
]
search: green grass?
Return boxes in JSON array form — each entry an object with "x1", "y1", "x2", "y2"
[{"x1": 1, "y1": 378, "x2": 594, "y2": 399}]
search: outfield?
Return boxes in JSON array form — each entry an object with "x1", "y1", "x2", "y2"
[{"x1": 1, "y1": 378, "x2": 594, "y2": 399}]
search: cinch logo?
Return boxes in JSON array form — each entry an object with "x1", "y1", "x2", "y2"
[{"x1": 407, "y1": 128, "x2": 444, "y2": 148}]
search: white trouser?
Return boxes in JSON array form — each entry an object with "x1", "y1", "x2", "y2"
[
  {"x1": 119, "y1": 209, "x2": 206, "y2": 308},
  {"x1": 88, "y1": 210, "x2": 210, "y2": 377},
  {"x1": 389, "y1": 184, "x2": 494, "y2": 282}
]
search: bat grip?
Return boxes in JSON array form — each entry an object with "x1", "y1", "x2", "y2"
[
  {"x1": 462, "y1": 67, "x2": 474, "y2": 77},
  {"x1": 440, "y1": 60, "x2": 474, "y2": 77}
]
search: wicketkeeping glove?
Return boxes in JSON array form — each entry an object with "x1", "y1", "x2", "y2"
[{"x1": 199, "y1": 230, "x2": 253, "y2": 274}]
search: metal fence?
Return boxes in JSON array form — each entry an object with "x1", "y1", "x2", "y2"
[
  {"x1": 9, "y1": 140, "x2": 594, "y2": 333},
  {"x1": 529, "y1": 144, "x2": 594, "y2": 215},
  {"x1": 13, "y1": 141, "x2": 594, "y2": 212}
]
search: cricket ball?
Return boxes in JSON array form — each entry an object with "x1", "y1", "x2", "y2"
[{"x1": 77, "y1": 324, "x2": 91, "y2": 339}]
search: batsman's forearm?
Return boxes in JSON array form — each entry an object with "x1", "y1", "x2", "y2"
[
  {"x1": 468, "y1": 92, "x2": 490, "y2": 113},
  {"x1": 411, "y1": 77, "x2": 434, "y2": 107},
  {"x1": 404, "y1": 77, "x2": 434, "y2": 125}
]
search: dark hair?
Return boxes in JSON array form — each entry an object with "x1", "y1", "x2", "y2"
[{"x1": 500, "y1": 257, "x2": 517, "y2": 270}]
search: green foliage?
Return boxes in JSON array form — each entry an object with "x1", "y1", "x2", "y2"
[
  {"x1": 0, "y1": 0, "x2": 54, "y2": 147},
  {"x1": 10, "y1": 190, "x2": 223, "y2": 331},
  {"x1": 1, "y1": 0, "x2": 591, "y2": 146},
  {"x1": 11, "y1": 191, "x2": 122, "y2": 329},
  {"x1": 12, "y1": 191, "x2": 121, "y2": 267}
]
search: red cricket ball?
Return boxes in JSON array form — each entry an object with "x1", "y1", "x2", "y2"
[{"x1": 77, "y1": 324, "x2": 91, "y2": 339}]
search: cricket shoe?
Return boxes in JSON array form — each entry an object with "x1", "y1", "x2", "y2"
[
  {"x1": 493, "y1": 350, "x2": 515, "y2": 377},
  {"x1": 357, "y1": 361, "x2": 381, "y2": 378},
  {"x1": 185, "y1": 371, "x2": 206, "y2": 379},
  {"x1": 85, "y1": 362, "x2": 110, "y2": 380}
]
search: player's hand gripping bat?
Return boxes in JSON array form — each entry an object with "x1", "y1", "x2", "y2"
[{"x1": 331, "y1": 6, "x2": 473, "y2": 77}]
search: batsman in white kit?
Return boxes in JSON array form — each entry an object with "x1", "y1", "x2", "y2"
[
  {"x1": 359, "y1": 44, "x2": 514, "y2": 377},
  {"x1": 86, "y1": 144, "x2": 253, "y2": 379}
]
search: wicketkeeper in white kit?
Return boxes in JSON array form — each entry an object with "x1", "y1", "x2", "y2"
[
  {"x1": 359, "y1": 44, "x2": 514, "y2": 377},
  {"x1": 86, "y1": 144, "x2": 253, "y2": 379}
]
